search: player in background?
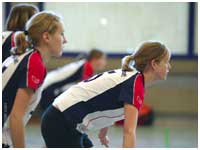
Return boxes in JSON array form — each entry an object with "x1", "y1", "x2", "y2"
[
  {"x1": 2, "y1": 4, "x2": 39, "y2": 62},
  {"x1": 39, "y1": 49, "x2": 107, "y2": 111}
]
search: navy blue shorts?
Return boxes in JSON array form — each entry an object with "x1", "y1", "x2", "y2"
[{"x1": 41, "y1": 105, "x2": 93, "y2": 148}]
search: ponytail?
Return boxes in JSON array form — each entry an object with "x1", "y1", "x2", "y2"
[
  {"x1": 11, "y1": 31, "x2": 31, "y2": 55},
  {"x1": 121, "y1": 55, "x2": 135, "y2": 72}
]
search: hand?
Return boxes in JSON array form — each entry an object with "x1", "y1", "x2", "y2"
[
  {"x1": 98, "y1": 127, "x2": 109, "y2": 147},
  {"x1": 99, "y1": 135, "x2": 109, "y2": 147}
]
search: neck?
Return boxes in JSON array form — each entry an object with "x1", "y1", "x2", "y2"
[
  {"x1": 143, "y1": 70, "x2": 157, "y2": 87},
  {"x1": 34, "y1": 45, "x2": 51, "y2": 64}
]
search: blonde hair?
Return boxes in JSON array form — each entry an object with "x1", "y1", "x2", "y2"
[
  {"x1": 121, "y1": 41, "x2": 169, "y2": 72},
  {"x1": 13, "y1": 11, "x2": 62, "y2": 55},
  {"x1": 6, "y1": 4, "x2": 39, "y2": 31}
]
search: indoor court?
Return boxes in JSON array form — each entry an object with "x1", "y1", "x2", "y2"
[{"x1": 2, "y1": 2, "x2": 198, "y2": 148}]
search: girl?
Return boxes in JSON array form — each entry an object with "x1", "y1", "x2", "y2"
[
  {"x1": 2, "y1": 11, "x2": 67, "y2": 148},
  {"x1": 39, "y1": 49, "x2": 107, "y2": 111},
  {"x1": 41, "y1": 41, "x2": 171, "y2": 148},
  {"x1": 2, "y1": 3, "x2": 39, "y2": 62}
]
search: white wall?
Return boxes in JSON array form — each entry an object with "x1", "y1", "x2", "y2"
[{"x1": 46, "y1": 3, "x2": 189, "y2": 54}]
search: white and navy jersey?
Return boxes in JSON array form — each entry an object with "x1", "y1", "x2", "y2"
[
  {"x1": 53, "y1": 69, "x2": 145, "y2": 133},
  {"x1": 39, "y1": 59, "x2": 94, "y2": 110},
  {"x1": 2, "y1": 50, "x2": 46, "y2": 146},
  {"x1": 2, "y1": 31, "x2": 16, "y2": 62},
  {"x1": 2, "y1": 50, "x2": 47, "y2": 126}
]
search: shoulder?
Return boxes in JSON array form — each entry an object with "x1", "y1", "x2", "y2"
[
  {"x1": 132, "y1": 73, "x2": 145, "y2": 110},
  {"x1": 133, "y1": 73, "x2": 144, "y2": 88},
  {"x1": 26, "y1": 50, "x2": 47, "y2": 89},
  {"x1": 2, "y1": 31, "x2": 13, "y2": 40},
  {"x1": 27, "y1": 50, "x2": 46, "y2": 74},
  {"x1": 2, "y1": 31, "x2": 16, "y2": 43},
  {"x1": 83, "y1": 61, "x2": 92, "y2": 69},
  {"x1": 82, "y1": 60, "x2": 94, "y2": 80},
  {"x1": 20, "y1": 50, "x2": 47, "y2": 81}
]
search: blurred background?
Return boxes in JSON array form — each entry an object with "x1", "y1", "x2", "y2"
[{"x1": 2, "y1": 2, "x2": 198, "y2": 148}]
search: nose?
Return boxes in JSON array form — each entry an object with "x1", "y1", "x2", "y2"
[{"x1": 63, "y1": 36, "x2": 67, "y2": 44}]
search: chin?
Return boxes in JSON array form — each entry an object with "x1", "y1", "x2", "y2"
[
  {"x1": 158, "y1": 75, "x2": 167, "y2": 81},
  {"x1": 54, "y1": 51, "x2": 63, "y2": 57}
]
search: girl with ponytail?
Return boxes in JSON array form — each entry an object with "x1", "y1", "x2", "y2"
[
  {"x1": 41, "y1": 41, "x2": 171, "y2": 148},
  {"x1": 2, "y1": 11, "x2": 67, "y2": 148}
]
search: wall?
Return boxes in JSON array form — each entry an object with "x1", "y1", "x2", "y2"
[{"x1": 45, "y1": 2, "x2": 189, "y2": 54}]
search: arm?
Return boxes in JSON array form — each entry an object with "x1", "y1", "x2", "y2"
[
  {"x1": 123, "y1": 103, "x2": 138, "y2": 148},
  {"x1": 98, "y1": 127, "x2": 109, "y2": 147},
  {"x1": 9, "y1": 88, "x2": 34, "y2": 148}
]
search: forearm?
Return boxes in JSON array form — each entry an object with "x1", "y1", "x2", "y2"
[
  {"x1": 99, "y1": 127, "x2": 109, "y2": 136},
  {"x1": 123, "y1": 132, "x2": 136, "y2": 148},
  {"x1": 9, "y1": 116, "x2": 25, "y2": 148}
]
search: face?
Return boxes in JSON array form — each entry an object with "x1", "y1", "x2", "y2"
[
  {"x1": 92, "y1": 55, "x2": 107, "y2": 71},
  {"x1": 153, "y1": 52, "x2": 171, "y2": 80},
  {"x1": 48, "y1": 22, "x2": 67, "y2": 57}
]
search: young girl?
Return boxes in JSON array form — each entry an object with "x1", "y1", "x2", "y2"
[
  {"x1": 39, "y1": 49, "x2": 107, "y2": 111},
  {"x1": 41, "y1": 41, "x2": 171, "y2": 148},
  {"x1": 2, "y1": 11, "x2": 67, "y2": 148},
  {"x1": 2, "y1": 4, "x2": 39, "y2": 62}
]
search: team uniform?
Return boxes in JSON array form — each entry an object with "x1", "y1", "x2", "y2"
[
  {"x1": 2, "y1": 31, "x2": 16, "y2": 62},
  {"x1": 39, "y1": 59, "x2": 94, "y2": 110},
  {"x1": 2, "y1": 50, "x2": 47, "y2": 147},
  {"x1": 41, "y1": 69, "x2": 145, "y2": 148}
]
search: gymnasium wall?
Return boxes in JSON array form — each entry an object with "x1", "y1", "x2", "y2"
[
  {"x1": 3, "y1": 2, "x2": 198, "y2": 56},
  {"x1": 45, "y1": 2, "x2": 189, "y2": 55}
]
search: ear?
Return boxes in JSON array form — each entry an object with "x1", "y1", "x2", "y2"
[
  {"x1": 42, "y1": 32, "x2": 50, "y2": 43},
  {"x1": 151, "y1": 59, "x2": 159, "y2": 70}
]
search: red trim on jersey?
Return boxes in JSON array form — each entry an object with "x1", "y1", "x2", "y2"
[
  {"x1": 82, "y1": 61, "x2": 94, "y2": 80},
  {"x1": 85, "y1": 113, "x2": 124, "y2": 128},
  {"x1": 27, "y1": 51, "x2": 47, "y2": 90},
  {"x1": 11, "y1": 33, "x2": 15, "y2": 47},
  {"x1": 133, "y1": 74, "x2": 145, "y2": 111}
]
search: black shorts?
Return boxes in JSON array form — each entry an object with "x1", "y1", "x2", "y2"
[
  {"x1": 41, "y1": 105, "x2": 93, "y2": 148},
  {"x1": 2, "y1": 144, "x2": 10, "y2": 148}
]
